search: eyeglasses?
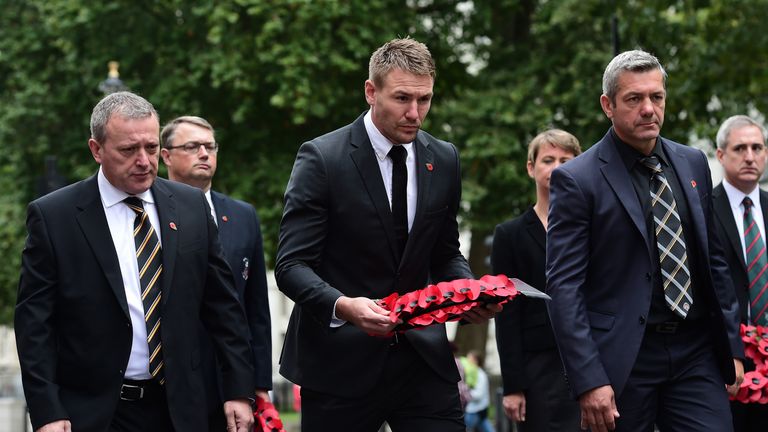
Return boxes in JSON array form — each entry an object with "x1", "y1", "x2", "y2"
[{"x1": 166, "y1": 141, "x2": 219, "y2": 154}]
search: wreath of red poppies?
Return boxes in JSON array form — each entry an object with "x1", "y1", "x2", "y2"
[
  {"x1": 253, "y1": 395, "x2": 286, "y2": 432},
  {"x1": 732, "y1": 324, "x2": 768, "y2": 404},
  {"x1": 375, "y1": 274, "x2": 527, "y2": 332}
]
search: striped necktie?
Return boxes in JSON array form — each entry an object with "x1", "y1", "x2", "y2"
[
  {"x1": 124, "y1": 197, "x2": 165, "y2": 384},
  {"x1": 641, "y1": 156, "x2": 693, "y2": 318},
  {"x1": 743, "y1": 196, "x2": 768, "y2": 325}
]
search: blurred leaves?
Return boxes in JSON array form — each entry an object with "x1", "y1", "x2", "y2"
[{"x1": 3, "y1": 0, "x2": 768, "y2": 324}]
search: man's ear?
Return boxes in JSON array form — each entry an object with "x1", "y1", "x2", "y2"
[
  {"x1": 88, "y1": 138, "x2": 102, "y2": 163},
  {"x1": 160, "y1": 148, "x2": 171, "y2": 166},
  {"x1": 600, "y1": 94, "x2": 614, "y2": 120},
  {"x1": 364, "y1": 79, "x2": 376, "y2": 106}
]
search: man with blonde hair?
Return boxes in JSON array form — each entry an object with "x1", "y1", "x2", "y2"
[{"x1": 276, "y1": 37, "x2": 499, "y2": 431}]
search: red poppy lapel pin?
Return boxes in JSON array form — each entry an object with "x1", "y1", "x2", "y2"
[
  {"x1": 426, "y1": 163, "x2": 434, "y2": 171},
  {"x1": 169, "y1": 222, "x2": 177, "y2": 231},
  {"x1": 690, "y1": 180, "x2": 697, "y2": 188},
  {"x1": 221, "y1": 215, "x2": 229, "y2": 222}
]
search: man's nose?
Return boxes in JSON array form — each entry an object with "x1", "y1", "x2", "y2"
[{"x1": 405, "y1": 101, "x2": 419, "y2": 120}]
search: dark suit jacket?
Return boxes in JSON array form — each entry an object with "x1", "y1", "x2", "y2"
[
  {"x1": 275, "y1": 113, "x2": 473, "y2": 397},
  {"x1": 546, "y1": 130, "x2": 743, "y2": 399},
  {"x1": 15, "y1": 175, "x2": 255, "y2": 432},
  {"x1": 203, "y1": 191, "x2": 273, "y2": 428},
  {"x1": 492, "y1": 207, "x2": 558, "y2": 395},
  {"x1": 713, "y1": 184, "x2": 768, "y2": 324},
  {"x1": 211, "y1": 191, "x2": 272, "y2": 389}
]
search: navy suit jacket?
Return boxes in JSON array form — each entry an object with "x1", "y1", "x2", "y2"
[
  {"x1": 546, "y1": 130, "x2": 743, "y2": 398},
  {"x1": 210, "y1": 190, "x2": 272, "y2": 389},
  {"x1": 15, "y1": 175, "x2": 255, "y2": 431},
  {"x1": 713, "y1": 184, "x2": 768, "y2": 325},
  {"x1": 275, "y1": 113, "x2": 473, "y2": 397}
]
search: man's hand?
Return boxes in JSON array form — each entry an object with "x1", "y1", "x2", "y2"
[
  {"x1": 727, "y1": 358, "x2": 745, "y2": 397},
  {"x1": 462, "y1": 302, "x2": 503, "y2": 324},
  {"x1": 579, "y1": 385, "x2": 619, "y2": 432},
  {"x1": 224, "y1": 399, "x2": 254, "y2": 432},
  {"x1": 36, "y1": 420, "x2": 71, "y2": 432},
  {"x1": 255, "y1": 389, "x2": 270, "y2": 402},
  {"x1": 503, "y1": 392, "x2": 526, "y2": 422},
  {"x1": 335, "y1": 296, "x2": 398, "y2": 335}
]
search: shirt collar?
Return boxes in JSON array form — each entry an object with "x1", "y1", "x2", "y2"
[
  {"x1": 97, "y1": 166, "x2": 155, "y2": 208},
  {"x1": 364, "y1": 110, "x2": 414, "y2": 161},
  {"x1": 722, "y1": 177, "x2": 761, "y2": 211},
  {"x1": 611, "y1": 128, "x2": 667, "y2": 171}
]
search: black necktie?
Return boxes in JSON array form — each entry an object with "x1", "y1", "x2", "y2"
[
  {"x1": 124, "y1": 197, "x2": 165, "y2": 384},
  {"x1": 388, "y1": 145, "x2": 408, "y2": 257},
  {"x1": 640, "y1": 156, "x2": 692, "y2": 318}
]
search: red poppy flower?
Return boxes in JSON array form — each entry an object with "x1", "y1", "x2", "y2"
[{"x1": 253, "y1": 395, "x2": 287, "y2": 432}]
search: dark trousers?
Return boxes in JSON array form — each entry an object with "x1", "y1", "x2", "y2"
[
  {"x1": 731, "y1": 391, "x2": 768, "y2": 431},
  {"x1": 614, "y1": 322, "x2": 733, "y2": 432},
  {"x1": 300, "y1": 337, "x2": 465, "y2": 432},
  {"x1": 517, "y1": 348, "x2": 580, "y2": 432},
  {"x1": 110, "y1": 380, "x2": 175, "y2": 432}
]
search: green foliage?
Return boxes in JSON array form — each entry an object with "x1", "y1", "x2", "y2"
[{"x1": 4, "y1": 0, "x2": 768, "y2": 326}]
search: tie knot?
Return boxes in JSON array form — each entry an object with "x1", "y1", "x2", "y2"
[
  {"x1": 123, "y1": 197, "x2": 145, "y2": 215},
  {"x1": 640, "y1": 156, "x2": 662, "y2": 174},
  {"x1": 388, "y1": 145, "x2": 407, "y2": 164},
  {"x1": 744, "y1": 196, "x2": 754, "y2": 210}
]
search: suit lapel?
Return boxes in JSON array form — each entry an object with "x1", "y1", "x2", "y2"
[
  {"x1": 348, "y1": 115, "x2": 399, "y2": 262},
  {"x1": 211, "y1": 191, "x2": 232, "y2": 243},
  {"x1": 598, "y1": 133, "x2": 652, "y2": 254},
  {"x1": 523, "y1": 207, "x2": 546, "y2": 251},
  {"x1": 663, "y1": 140, "x2": 711, "y2": 260},
  {"x1": 76, "y1": 176, "x2": 130, "y2": 319},
  {"x1": 402, "y1": 135, "x2": 434, "y2": 266},
  {"x1": 713, "y1": 184, "x2": 747, "y2": 270},
  {"x1": 151, "y1": 179, "x2": 179, "y2": 306}
]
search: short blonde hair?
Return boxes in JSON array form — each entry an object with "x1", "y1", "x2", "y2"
[
  {"x1": 527, "y1": 129, "x2": 582, "y2": 163},
  {"x1": 368, "y1": 37, "x2": 435, "y2": 87}
]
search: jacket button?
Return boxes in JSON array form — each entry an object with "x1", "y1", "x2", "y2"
[
  {"x1": 639, "y1": 316, "x2": 646, "y2": 324},
  {"x1": 645, "y1": 273, "x2": 651, "y2": 281}
]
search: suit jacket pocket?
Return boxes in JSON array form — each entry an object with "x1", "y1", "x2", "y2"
[
  {"x1": 179, "y1": 238, "x2": 205, "y2": 253},
  {"x1": 424, "y1": 206, "x2": 448, "y2": 219},
  {"x1": 587, "y1": 310, "x2": 615, "y2": 331}
]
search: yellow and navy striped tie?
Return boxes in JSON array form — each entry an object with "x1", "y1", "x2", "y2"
[{"x1": 124, "y1": 197, "x2": 165, "y2": 385}]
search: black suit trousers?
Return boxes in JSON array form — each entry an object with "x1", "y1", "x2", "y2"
[{"x1": 300, "y1": 337, "x2": 464, "y2": 432}]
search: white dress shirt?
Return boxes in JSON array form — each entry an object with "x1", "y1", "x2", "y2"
[
  {"x1": 205, "y1": 189, "x2": 217, "y2": 226},
  {"x1": 363, "y1": 110, "x2": 417, "y2": 230},
  {"x1": 331, "y1": 111, "x2": 420, "y2": 326},
  {"x1": 98, "y1": 168, "x2": 162, "y2": 380},
  {"x1": 722, "y1": 179, "x2": 766, "y2": 263}
]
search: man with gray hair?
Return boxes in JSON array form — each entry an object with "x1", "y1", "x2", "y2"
[
  {"x1": 712, "y1": 114, "x2": 768, "y2": 432},
  {"x1": 15, "y1": 92, "x2": 256, "y2": 432},
  {"x1": 276, "y1": 37, "x2": 500, "y2": 431},
  {"x1": 546, "y1": 50, "x2": 743, "y2": 431}
]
